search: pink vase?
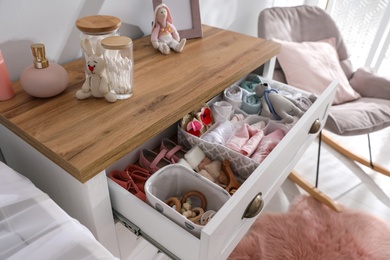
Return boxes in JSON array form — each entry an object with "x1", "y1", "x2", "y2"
[{"x1": 0, "y1": 49, "x2": 15, "y2": 101}]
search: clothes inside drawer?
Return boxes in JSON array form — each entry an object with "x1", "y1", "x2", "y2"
[
  {"x1": 177, "y1": 74, "x2": 315, "y2": 183},
  {"x1": 105, "y1": 78, "x2": 338, "y2": 260}
]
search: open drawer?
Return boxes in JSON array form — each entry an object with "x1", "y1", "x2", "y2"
[{"x1": 106, "y1": 80, "x2": 338, "y2": 260}]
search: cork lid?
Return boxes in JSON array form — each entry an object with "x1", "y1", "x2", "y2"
[
  {"x1": 101, "y1": 36, "x2": 132, "y2": 50},
  {"x1": 76, "y1": 15, "x2": 121, "y2": 35}
]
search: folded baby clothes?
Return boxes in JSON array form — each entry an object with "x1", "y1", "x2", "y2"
[
  {"x1": 239, "y1": 74, "x2": 262, "y2": 93},
  {"x1": 225, "y1": 123, "x2": 264, "y2": 157},
  {"x1": 251, "y1": 128, "x2": 285, "y2": 163},
  {"x1": 211, "y1": 101, "x2": 234, "y2": 122},
  {"x1": 230, "y1": 113, "x2": 245, "y2": 123},
  {"x1": 223, "y1": 85, "x2": 243, "y2": 108},
  {"x1": 241, "y1": 94, "x2": 261, "y2": 114},
  {"x1": 240, "y1": 120, "x2": 266, "y2": 156},
  {"x1": 241, "y1": 130, "x2": 264, "y2": 156},
  {"x1": 249, "y1": 120, "x2": 266, "y2": 131},
  {"x1": 201, "y1": 121, "x2": 235, "y2": 145},
  {"x1": 294, "y1": 96, "x2": 313, "y2": 112}
]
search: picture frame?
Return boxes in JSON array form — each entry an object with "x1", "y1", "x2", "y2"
[{"x1": 152, "y1": 0, "x2": 203, "y2": 39}]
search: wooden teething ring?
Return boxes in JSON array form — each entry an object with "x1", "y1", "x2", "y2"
[
  {"x1": 164, "y1": 196, "x2": 182, "y2": 213},
  {"x1": 181, "y1": 190, "x2": 207, "y2": 211},
  {"x1": 189, "y1": 207, "x2": 204, "y2": 223}
]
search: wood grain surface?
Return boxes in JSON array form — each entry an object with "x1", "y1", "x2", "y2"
[{"x1": 0, "y1": 25, "x2": 280, "y2": 183}]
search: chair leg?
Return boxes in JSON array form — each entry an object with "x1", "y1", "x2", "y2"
[
  {"x1": 321, "y1": 131, "x2": 390, "y2": 177},
  {"x1": 289, "y1": 171, "x2": 342, "y2": 212}
]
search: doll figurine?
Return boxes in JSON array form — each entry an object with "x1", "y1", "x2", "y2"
[{"x1": 151, "y1": 3, "x2": 186, "y2": 55}]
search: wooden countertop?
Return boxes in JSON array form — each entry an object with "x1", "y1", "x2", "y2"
[{"x1": 0, "y1": 25, "x2": 280, "y2": 183}]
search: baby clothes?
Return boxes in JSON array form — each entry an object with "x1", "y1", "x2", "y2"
[
  {"x1": 241, "y1": 94, "x2": 262, "y2": 114},
  {"x1": 201, "y1": 121, "x2": 235, "y2": 145},
  {"x1": 241, "y1": 130, "x2": 264, "y2": 156},
  {"x1": 251, "y1": 128, "x2": 285, "y2": 163},
  {"x1": 230, "y1": 113, "x2": 246, "y2": 123},
  {"x1": 225, "y1": 122, "x2": 265, "y2": 157},
  {"x1": 239, "y1": 74, "x2": 262, "y2": 92},
  {"x1": 211, "y1": 101, "x2": 234, "y2": 122},
  {"x1": 223, "y1": 85, "x2": 243, "y2": 108}
]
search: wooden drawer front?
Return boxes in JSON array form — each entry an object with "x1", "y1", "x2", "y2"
[{"x1": 107, "y1": 81, "x2": 338, "y2": 260}]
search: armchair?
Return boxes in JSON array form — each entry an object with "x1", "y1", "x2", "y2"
[{"x1": 258, "y1": 5, "x2": 390, "y2": 210}]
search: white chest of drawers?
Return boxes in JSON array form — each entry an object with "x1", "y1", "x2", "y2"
[{"x1": 0, "y1": 25, "x2": 337, "y2": 259}]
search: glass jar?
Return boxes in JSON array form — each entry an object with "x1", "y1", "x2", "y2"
[
  {"x1": 75, "y1": 15, "x2": 121, "y2": 76},
  {"x1": 101, "y1": 36, "x2": 134, "y2": 100}
]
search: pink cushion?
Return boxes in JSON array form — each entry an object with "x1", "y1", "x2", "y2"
[
  {"x1": 275, "y1": 38, "x2": 360, "y2": 105},
  {"x1": 350, "y1": 67, "x2": 390, "y2": 99}
]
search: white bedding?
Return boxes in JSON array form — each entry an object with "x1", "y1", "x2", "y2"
[{"x1": 0, "y1": 162, "x2": 118, "y2": 260}]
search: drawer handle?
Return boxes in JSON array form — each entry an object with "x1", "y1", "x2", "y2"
[
  {"x1": 242, "y1": 192, "x2": 264, "y2": 219},
  {"x1": 309, "y1": 118, "x2": 321, "y2": 134}
]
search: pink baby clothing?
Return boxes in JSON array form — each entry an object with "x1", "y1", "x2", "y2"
[
  {"x1": 241, "y1": 130, "x2": 264, "y2": 156},
  {"x1": 251, "y1": 128, "x2": 285, "y2": 163},
  {"x1": 225, "y1": 123, "x2": 264, "y2": 157}
]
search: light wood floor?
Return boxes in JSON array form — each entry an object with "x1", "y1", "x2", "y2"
[{"x1": 265, "y1": 127, "x2": 390, "y2": 224}]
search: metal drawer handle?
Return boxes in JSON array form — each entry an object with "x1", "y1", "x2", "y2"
[
  {"x1": 309, "y1": 118, "x2": 321, "y2": 134},
  {"x1": 242, "y1": 192, "x2": 264, "y2": 219}
]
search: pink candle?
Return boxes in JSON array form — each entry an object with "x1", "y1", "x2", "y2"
[{"x1": 0, "y1": 49, "x2": 14, "y2": 101}]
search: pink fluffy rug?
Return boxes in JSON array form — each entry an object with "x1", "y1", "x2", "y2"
[{"x1": 229, "y1": 195, "x2": 390, "y2": 260}]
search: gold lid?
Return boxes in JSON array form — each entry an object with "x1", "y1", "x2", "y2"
[
  {"x1": 31, "y1": 43, "x2": 49, "y2": 69},
  {"x1": 76, "y1": 15, "x2": 121, "y2": 35},
  {"x1": 101, "y1": 36, "x2": 132, "y2": 50}
]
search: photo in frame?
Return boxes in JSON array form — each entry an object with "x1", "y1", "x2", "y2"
[{"x1": 152, "y1": 0, "x2": 203, "y2": 39}]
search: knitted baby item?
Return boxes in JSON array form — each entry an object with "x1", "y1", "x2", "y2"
[{"x1": 255, "y1": 82, "x2": 304, "y2": 124}]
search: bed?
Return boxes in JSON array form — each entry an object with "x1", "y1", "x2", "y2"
[{"x1": 0, "y1": 161, "x2": 118, "y2": 259}]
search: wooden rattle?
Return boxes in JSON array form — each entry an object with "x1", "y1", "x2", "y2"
[
  {"x1": 188, "y1": 207, "x2": 204, "y2": 224},
  {"x1": 221, "y1": 160, "x2": 241, "y2": 195},
  {"x1": 165, "y1": 191, "x2": 208, "y2": 224},
  {"x1": 181, "y1": 190, "x2": 207, "y2": 211},
  {"x1": 165, "y1": 196, "x2": 182, "y2": 213}
]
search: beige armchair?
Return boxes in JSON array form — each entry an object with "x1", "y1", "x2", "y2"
[{"x1": 258, "y1": 5, "x2": 390, "y2": 211}]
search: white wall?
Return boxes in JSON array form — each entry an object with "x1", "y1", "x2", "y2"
[{"x1": 0, "y1": 0, "x2": 273, "y2": 81}]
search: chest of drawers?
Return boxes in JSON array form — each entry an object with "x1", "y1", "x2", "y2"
[{"x1": 0, "y1": 25, "x2": 337, "y2": 258}]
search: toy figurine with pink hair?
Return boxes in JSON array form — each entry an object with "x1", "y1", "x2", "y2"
[{"x1": 151, "y1": 3, "x2": 186, "y2": 55}]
